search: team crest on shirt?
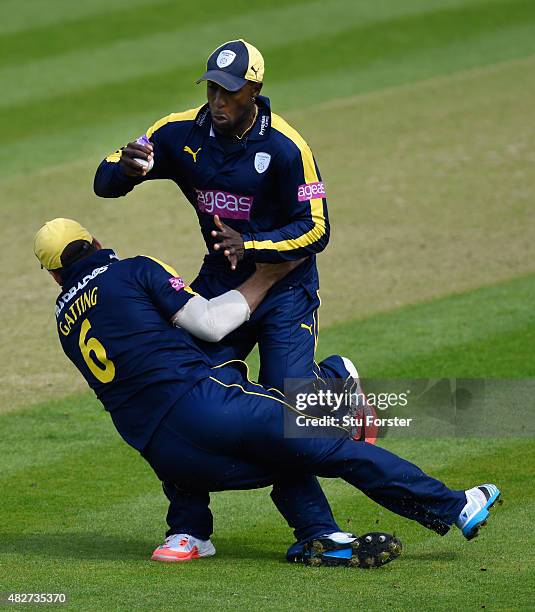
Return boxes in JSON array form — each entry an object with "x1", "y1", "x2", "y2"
[{"x1": 254, "y1": 152, "x2": 271, "y2": 174}]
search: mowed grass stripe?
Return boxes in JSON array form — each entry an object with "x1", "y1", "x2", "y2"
[
  {"x1": 1, "y1": 440, "x2": 154, "y2": 532},
  {"x1": 0, "y1": 0, "x2": 305, "y2": 68},
  {"x1": 0, "y1": 0, "x2": 150, "y2": 36},
  {"x1": 373, "y1": 324, "x2": 535, "y2": 379},
  {"x1": 4, "y1": 0, "x2": 535, "y2": 133},
  {"x1": 319, "y1": 274, "x2": 535, "y2": 379},
  {"x1": 0, "y1": 394, "x2": 113, "y2": 475},
  {"x1": 2, "y1": 431, "x2": 531, "y2": 533},
  {"x1": 0, "y1": 0, "x2": 378, "y2": 110},
  {"x1": 0, "y1": 0, "x2": 489, "y2": 69},
  {"x1": 271, "y1": 19, "x2": 535, "y2": 115}
]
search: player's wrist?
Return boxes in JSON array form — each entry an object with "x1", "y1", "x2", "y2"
[{"x1": 253, "y1": 264, "x2": 285, "y2": 285}]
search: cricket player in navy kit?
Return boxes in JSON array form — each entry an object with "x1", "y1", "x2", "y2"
[
  {"x1": 34, "y1": 218, "x2": 501, "y2": 566},
  {"x1": 94, "y1": 39, "x2": 370, "y2": 561}
]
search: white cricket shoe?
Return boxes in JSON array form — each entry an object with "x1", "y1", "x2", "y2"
[
  {"x1": 151, "y1": 533, "x2": 216, "y2": 562},
  {"x1": 341, "y1": 356, "x2": 378, "y2": 444},
  {"x1": 341, "y1": 356, "x2": 359, "y2": 381},
  {"x1": 456, "y1": 484, "x2": 501, "y2": 540}
]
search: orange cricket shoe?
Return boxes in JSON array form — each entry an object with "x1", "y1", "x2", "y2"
[{"x1": 151, "y1": 533, "x2": 216, "y2": 562}]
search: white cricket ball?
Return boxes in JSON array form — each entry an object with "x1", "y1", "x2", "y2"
[{"x1": 134, "y1": 157, "x2": 154, "y2": 172}]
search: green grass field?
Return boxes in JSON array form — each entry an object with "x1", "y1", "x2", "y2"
[{"x1": 1, "y1": 0, "x2": 535, "y2": 609}]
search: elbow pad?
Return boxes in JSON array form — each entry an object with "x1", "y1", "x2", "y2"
[{"x1": 172, "y1": 290, "x2": 250, "y2": 342}]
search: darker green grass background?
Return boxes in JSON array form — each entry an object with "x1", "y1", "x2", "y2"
[{"x1": 1, "y1": 0, "x2": 535, "y2": 609}]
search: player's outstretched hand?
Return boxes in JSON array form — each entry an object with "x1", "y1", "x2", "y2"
[
  {"x1": 211, "y1": 215, "x2": 245, "y2": 271},
  {"x1": 119, "y1": 141, "x2": 154, "y2": 177}
]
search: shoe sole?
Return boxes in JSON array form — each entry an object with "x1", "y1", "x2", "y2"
[
  {"x1": 303, "y1": 532, "x2": 402, "y2": 568},
  {"x1": 463, "y1": 489, "x2": 502, "y2": 540},
  {"x1": 151, "y1": 552, "x2": 215, "y2": 562}
]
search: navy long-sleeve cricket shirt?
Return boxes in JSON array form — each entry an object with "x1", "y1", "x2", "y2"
[{"x1": 94, "y1": 96, "x2": 330, "y2": 281}]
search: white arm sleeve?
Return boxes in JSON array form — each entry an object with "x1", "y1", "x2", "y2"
[{"x1": 171, "y1": 290, "x2": 250, "y2": 342}]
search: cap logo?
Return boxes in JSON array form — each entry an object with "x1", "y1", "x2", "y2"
[
  {"x1": 254, "y1": 152, "x2": 271, "y2": 174},
  {"x1": 216, "y1": 50, "x2": 236, "y2": 68}
]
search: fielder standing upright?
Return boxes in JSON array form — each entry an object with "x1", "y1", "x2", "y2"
[{"x1": 94, "y1": 39, "x2": 370, "y2": 562}]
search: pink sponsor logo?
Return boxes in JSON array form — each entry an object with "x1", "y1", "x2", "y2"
[
  {"x1": 297, "y1": 181, "x2": 326, "y2": 202},
  {"x1": 168, "y1": 277, "x2": 185, "y2": 292},
  {"x1": 195, "y1": 189, "x2": 253, "y2": 220}
]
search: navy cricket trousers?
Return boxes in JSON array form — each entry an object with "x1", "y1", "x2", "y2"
[
  {"x1": 143, "y1": 365, "x2": 466, "y2": 538},
  {"x1": 160, "y1": 264, "x2": 345, "y2": 541}
]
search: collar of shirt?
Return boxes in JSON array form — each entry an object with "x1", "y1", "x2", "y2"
[
  {"x1": 194, "y1": 95, "x2": 272, "y2": 142},
  {"x1": 59, "y1": 249, "x2": 119, "y2": 289}
]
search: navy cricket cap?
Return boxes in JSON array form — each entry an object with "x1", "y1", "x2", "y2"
[{"x1": 196, "y1": 39, "x2": 264, "y2": 92}]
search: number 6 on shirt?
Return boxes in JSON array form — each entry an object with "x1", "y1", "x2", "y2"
[{"x1": 78, "y1": 318, "x2": 115, "y2": 383}]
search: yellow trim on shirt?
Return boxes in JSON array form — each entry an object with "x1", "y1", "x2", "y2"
[
  {"x1": 104, "y1": 107, "x2": 201, "y2": 163},
  {"x1": 146, "y1": 106, "x2": 203, "y2": 138},
  {"x1": 243, "y1": 113, "x2": 327, "y2": 252},
  {"x1": 105, "y1": 149, "x2": 122, "y2": 163},
  {"x1": 142, "y1": 256, "x2": 196, "y2": 295}
]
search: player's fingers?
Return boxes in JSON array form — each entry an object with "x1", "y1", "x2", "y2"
[
  {"x1": 121, "y1": 156, "x2": 146, "y2": 172},
  {"x1": 213, "y1": 215, "x2": 225, "y2": 231},
  {"x1": 214, "y1": 215, "x2": 234, "y2": 235},
  {"x1": 136, "y1": 140, "x2": 154, "y2": 152},
  {"x1": 126, "y1": 142, "x2": 153, "y2": 154},
  {"x1": 229, "y1": 253, "x2": 238, "y2": 270},
  {"x1": 120, "y1": 160, "x2": 145, "y2": 176},
  {"x1": 123, "y1": 145, "x2": 151, "y2": 161},
  {"x1": 214, "y1": 238, "x2": 236, "y2": 251}
]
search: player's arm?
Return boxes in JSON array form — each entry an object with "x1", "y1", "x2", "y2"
[
  {"x1": 137, "y1": 255, "x2": 302, "y2": 343},
  {"x1": 93, "y1": 118, "x2": 176, "y2": 198},
  {"x1": 173, "y1": 261, "x2": 303, "y2": 342}
]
